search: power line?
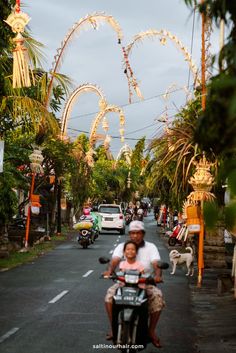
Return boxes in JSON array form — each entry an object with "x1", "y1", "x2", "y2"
[
  {"x1": 67, "y1": 127, "x2": 152, "y2": 141},
  {"x1": 63, "y1": 84, "x2": 194, "y2": 121},
  {"x1": 67, "y1": 108, "x2": 180, "y2": 140},
  {"x1": 125, "y1": 122, "x2": 158, "y2": 136}
]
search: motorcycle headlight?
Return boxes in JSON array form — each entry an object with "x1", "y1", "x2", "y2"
[{"x1": 124, "y1": 274, "x2": 139, "y2": 284}]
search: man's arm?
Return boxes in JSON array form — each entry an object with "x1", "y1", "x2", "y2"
[{"x1": 152, "y1": 260, "x2": 163, "y2": 283}]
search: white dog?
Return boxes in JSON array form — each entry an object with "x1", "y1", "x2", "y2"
[{"x1": 169, "y1": 247, "x2": 194, "y2": 276}]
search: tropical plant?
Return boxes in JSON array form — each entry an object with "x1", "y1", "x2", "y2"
[
  {"x1": 183, "y1": 1, "x2": 236, "y2": 156},
  {"x1": 183, "y1": 0, "x2": 236, "y2": 232},
  {"x1": 0, "y1": 1, "x2": 74, "y2": 236},
  {"x1": 146, "y1": 95, "x2": 205, "y2": 209}
]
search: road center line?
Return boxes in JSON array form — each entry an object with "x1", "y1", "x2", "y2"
[
  {"x1": 0, "y1": 327, "x2": 19, "y2": 343},
  {"x1": 48, "y1": 290, "x2": 69, "y2": 304},
  {"x1": 82, "y1": 270, "x2": 94, "y2": 278}
]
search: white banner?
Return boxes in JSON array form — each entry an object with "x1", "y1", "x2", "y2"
[{"x1": 0, "y1": 141, "x2": 4, "y2": 173}]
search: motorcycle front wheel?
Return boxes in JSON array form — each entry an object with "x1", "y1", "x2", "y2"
[
  {"x1": 80, "y1": 241, "x2": 88, "y2": 249},
  {"x1": 168, "y1": 237, "x2": 176, "y2": 246},
  {"x1": 120, "y1": 322, "x2": 137, "y2": 353}
]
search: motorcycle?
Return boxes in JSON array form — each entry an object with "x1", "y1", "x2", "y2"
[
  {"x1": 167, "y1": 223, "x2": 183, "y2": 246},
  {"x1": 125, "y1": 212, "x2": 132, "y2": 225},
  {"x1": 9, "y1": 216, "x2": 27, "y2": 230},
  {"x1": 136, "y1": 208, "x2": 144, "y2": 221},
  {"x1": 99, "y1": 257, "x2": 169, "y2": 353},
  {"x1": 73, "y1": 217, "x2": 94, "y2": 249}
]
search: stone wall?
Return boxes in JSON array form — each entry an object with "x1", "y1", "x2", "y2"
[{"x1": 204, "y1": 223, "x2": 227, "y2": 268}]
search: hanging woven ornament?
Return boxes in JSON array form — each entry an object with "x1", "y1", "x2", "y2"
[
  {"x1": 121, "y1": 46, "x2": 143, "y2": 102},
  {"x1": 4, "y1": 0, "x2": 32, "y2": 88}
]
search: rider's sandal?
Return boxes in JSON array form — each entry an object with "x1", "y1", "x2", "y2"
[
  {"x1": 106, "y1": 333, "x2": 113, "y2": 341},
  {"x1": 151, "y1": 337, "x2": 162, "y2": 348}
]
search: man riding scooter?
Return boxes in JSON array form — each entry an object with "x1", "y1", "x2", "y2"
[{"x1": 103, "y1": 221, "x2": 165, "y2": 348}]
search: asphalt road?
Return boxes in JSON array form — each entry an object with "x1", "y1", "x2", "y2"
[{"x1": 0, "y1": 215, "x2": 197, "y2": 353}]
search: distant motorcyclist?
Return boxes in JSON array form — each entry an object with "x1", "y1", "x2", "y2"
[
  {"x1": 137, "y1": 207, "x2": 144, "y2": 221},
  {"x1": 125, "y1": 206, "x2": 133, "y2": 225}
]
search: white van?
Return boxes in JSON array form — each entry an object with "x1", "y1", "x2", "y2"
[{"x1": 98, "y1": 204, "x2": 125, "y2": 234}]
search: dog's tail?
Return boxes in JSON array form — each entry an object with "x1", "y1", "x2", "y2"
[{"x1": 185, "y1": 246, "x2": 193, "y2": 255}]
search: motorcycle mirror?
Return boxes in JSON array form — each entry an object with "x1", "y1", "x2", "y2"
[
  {"x1": 98, "y1": 256, "x2": 110, "y2": 264},
  {"x1": 157, "y1": 261, "x2": 169, "y2": 270}
]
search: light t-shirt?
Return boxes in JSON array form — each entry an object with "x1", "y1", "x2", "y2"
[
  {"x1": 119, "y1": 260, "x2": 145, "y2": 272},
  {"x1": 112, "y1": 241, "x2": 161, "y2": 274}
]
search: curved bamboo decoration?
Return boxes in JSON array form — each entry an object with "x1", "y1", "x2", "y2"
[
  {"x1": 89, "y1": 104, "x2": 125, "y2": 148},
  {"x1": 61, "y1": 83, "x2": 106, "y2": 134},
  {"x1": 116, "y1": 144, "x2": 132, "y2": 165},
  {"x1": 45, "y1": 12, "x2": 123, "y2": 108},
  {"x1": 126, "y1": 29, "x2": 201, "y2": 88}
]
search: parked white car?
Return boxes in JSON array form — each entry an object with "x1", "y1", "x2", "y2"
[{"x1": 98, "y1": 204, "x2": 125, "y2": 234}]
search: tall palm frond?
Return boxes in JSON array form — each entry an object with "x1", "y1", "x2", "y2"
[
  {"x1": 24, "y1": 33, "x2": 46, "y2": 69},
  {"x1": 3, "y1": 95, "x2": 60, "y2": 135},
  {"x1": 147, "y1": 96, "x2": 203, "y2": 204}
]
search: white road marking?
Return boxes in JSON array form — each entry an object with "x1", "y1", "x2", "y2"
[
  {"x1": 0, "y1": 327, "x2": 19, "y2": 343},
  {"x1": 82, "y1": 270, "x2": 94, "y2": 278},
  {"x1": 48, "y1": 290, "x2": 69, "y2": 304},
  {"x1": 109, "y1": 250, "x2": 113, "y2": 254}
]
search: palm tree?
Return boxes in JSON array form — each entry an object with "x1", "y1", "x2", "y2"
[{"x1": 147, "y1": 95, "x2": 207, "y2": 209}]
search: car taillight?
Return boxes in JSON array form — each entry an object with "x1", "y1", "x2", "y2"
[{"x1": 119, "y1": 214, "x2": 124, "y2": 219}]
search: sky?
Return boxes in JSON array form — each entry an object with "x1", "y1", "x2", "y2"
[{"x1": 23, "y1": 0, "x2": 222, "y2": 157}]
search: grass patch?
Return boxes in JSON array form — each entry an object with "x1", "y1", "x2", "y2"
[{"x1": 0, "y1": 234, "x2": 68, "y2": 271}]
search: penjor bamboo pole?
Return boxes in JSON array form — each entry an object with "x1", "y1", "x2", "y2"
[
  {"x1": 16, "y1": 0, "x2": 20, "y2": 13},
  {"x1": 201, "y1": 0, "x2": 206, "y2": 110},
  {"x1": 197, "y1": 0, "x2": 206, "y2": 288}
]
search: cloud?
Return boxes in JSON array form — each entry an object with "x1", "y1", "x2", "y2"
[{"x1": 23, "y1": 0, "x2": 220, "y2": 154}]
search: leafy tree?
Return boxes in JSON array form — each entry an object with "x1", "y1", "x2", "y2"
[
  {"x1": 183, "y1": 1, "x2": 236, "y2": 156},
  {"x1": 131, "y1": 137, "x2": 145, "y2": 173},
  {"x1": 0, "y1": 1, "x2": 73, "y2": 236},
  {"x1": 0, "y1": 0, "x2": 15, "y2": 98},
  {"x1": 69, "y1": 135, "x2": 92, "y2": 213},
  {"x1": 183, "y1": 0, "x2": 236, "y2": 231}
]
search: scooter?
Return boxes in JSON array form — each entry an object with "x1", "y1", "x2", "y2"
[
  {"x1": 99, "y1": 257, "x2": 169, "y2": 353},
  {"x1": 73, "y1": 218, "x2": 94, "y2": 249},
  {"x1": 125, "y1": 213, "x2": 132, "y2": 225},
  {"x1": 9, "y1": 216, "x2": 27, "y2": 230},
  {"x1": 168, "y1": 224, "x2": 183, "y2": 246},
  {"x1": 137, "y1": 208, "x2": 144, "y2": 221}
]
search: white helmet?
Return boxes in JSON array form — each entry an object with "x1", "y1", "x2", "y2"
[{"x1": 129, "y1": 220, "x2": 145, "y2": 232}]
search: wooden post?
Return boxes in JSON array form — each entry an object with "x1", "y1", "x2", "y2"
[
  {"x1": 24, "y1": 173, "x2": 35, "y2": 248},
  {"x1": 57, "y1": 179, "x2": 62, "y2": 236},
  {"x1": 197, "y1": 201, "x2": 205, "y2": 287}
]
